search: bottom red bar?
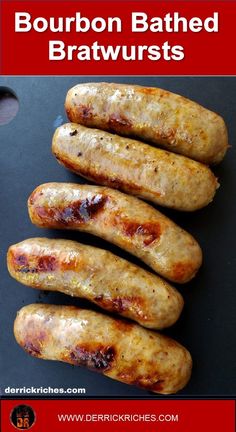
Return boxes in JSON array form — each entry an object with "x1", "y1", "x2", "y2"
[{"x1": 1, "y1": 399, "x2": 235, "y2": 432}]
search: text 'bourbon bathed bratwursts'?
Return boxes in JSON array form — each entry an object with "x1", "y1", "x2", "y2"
[
  {"x1": 52, "y1": 123, "x2": 218, "y2": 211},
  {"x1": 65, "y1": 82, "x2": 228, "y2": 164},
  {"x1": 28, "y1": 183, "x2": 202, "y2": 283},
  {"x1": 14, "y1": 304, "x2": 192, "y2": 394},
  {"x1": 7, "y1": 238, "x2": 184, "y2": 329}
]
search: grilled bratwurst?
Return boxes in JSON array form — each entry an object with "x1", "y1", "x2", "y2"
[
  {"x1": 7, "y1": 238, "x2": 184, "y2": 329},
  {"x1": 14, "y1": 304, "x2": 192, "y2": 394},
  {"x1": 28, "y1": 183, "x2": 202, "y2": 283},
  {"x1": 53, "y1": 123, "x2": 218, "y2": 211},
  {"x1": 65, "y1": 82, "x2": 228, "y2": 164}
]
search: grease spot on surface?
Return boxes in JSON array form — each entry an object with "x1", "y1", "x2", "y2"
[{"x1": 53, "y1": 115, "x2": 64, "y2": 128}]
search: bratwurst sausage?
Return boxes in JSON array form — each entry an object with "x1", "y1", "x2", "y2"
[
  {"x1": 7, "y1": 238, "x2": 184, "y2": 329},
  {"x1": 28, "y1": 183, "x2": 202, "y2": 283},
  {"x1": 65, "y1": 82, "x2": 228, "y2": 164},
  {"x1": 14, "y1": 304, "x2": 192, "y2": 394},
  {"x1": 53, "y1": 123, "x2": 218, "y2": 211}
]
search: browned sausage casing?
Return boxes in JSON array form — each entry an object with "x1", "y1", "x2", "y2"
[
  {"x1": 7, "y1": 238, "x2": 184, "y2": 329},
  {"x1": 53, "y1": 123, "x2": 218, "y2": 211},
  {"x1": 14, "y1": 304, "x2": 192, "y2": 394},
  {"x1": 65, "y1": 82, "x2": 228, "y2": 165},
  {"x1": 28, "y1": 183, "x2": 202, "y2": 284}
]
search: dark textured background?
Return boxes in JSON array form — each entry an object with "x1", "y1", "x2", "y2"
[{"x1": 0, "y1": 77, "x2": 235, "y2": 398}]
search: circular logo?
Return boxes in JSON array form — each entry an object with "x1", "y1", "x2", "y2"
[{"x1": 10, "y1": 405, "x2": 36, "y2": 430}]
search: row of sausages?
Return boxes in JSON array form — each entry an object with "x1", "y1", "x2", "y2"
[{"x1": 9, "y1": 82, "x2": 228, "y2": 394}]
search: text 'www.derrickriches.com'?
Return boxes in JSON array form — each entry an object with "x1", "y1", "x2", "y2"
[
  {"x1": 57, "y1": 413, "x2": 179, "y2": 423},
  {"x1": 4, "y1": 386, "x2": 86, "y2": 395}
]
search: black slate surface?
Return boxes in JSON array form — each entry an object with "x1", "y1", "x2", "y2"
[{"x1": 0, "y1": 76, "x2": 235, "y2": 398}]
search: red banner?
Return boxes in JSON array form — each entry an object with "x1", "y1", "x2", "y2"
[
  {"x1": 1, "y1": 0, "x2": 236, "y2": 75},
  {"x1": 1, "y1": 399, "x2": 235, "y2": 432}
]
